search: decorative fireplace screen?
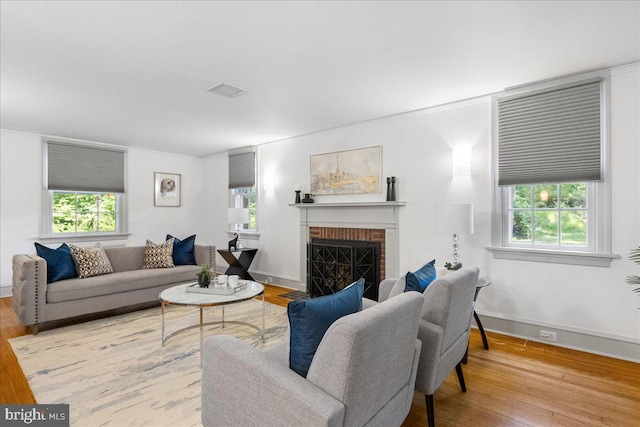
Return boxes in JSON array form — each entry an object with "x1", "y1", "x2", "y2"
[{"x1": 307, "y1": 239, "x2": 380, "y2": 300}]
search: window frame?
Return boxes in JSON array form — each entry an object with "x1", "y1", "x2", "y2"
[
  {"x1": 227, "y1": 146, "x2": 260, "y2": 239},
  {"x1": 41, "y1": 190, "x2": 129, "y2": 243},
  {"x1": 488, "y1": 71, "x2": 616, "y2": 267},
  {"x1": 40, "y1": 139, "x2": 129, "y2": 243}
]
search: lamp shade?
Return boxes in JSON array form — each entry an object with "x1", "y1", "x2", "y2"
[
  {"x1": 228, "y1": 207, "x2": 250, "y2": 225},
  {"x1": 434, "y1": 204, "x2": 474, "y2": 235}
]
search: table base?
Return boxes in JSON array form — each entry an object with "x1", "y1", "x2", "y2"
[{"x1": 161, "y1": 294, "x2": 265, "y2": 366}]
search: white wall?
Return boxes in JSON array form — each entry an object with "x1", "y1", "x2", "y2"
[
  {"x1": 203, "y1": 65, "x2": 640, "y2": 360},
  {"x1": 0, "y1": 130, "x2": 207, "y2": 291}
]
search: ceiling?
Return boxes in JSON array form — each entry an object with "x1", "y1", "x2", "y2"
[{"x1": 1, "y1": 1, "x2": 639, "y2": 157}]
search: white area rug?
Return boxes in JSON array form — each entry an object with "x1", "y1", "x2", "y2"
[{"x1": 10, "y1": 299, "x2": 288, "y2": 427}]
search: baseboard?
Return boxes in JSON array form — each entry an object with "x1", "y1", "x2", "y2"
[
  {"x1": 0, "y1": 285, "x2": 12, "y2": 298},
  {"x1": 248, "y1": 272, "x2": 301, "y2": 291},
  {"x1": 475, "y1": 310, "x2": 640, "y2": 363}
]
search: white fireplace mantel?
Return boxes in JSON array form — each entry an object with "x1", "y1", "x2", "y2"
[
  {"x1": 293, "y1": 201, "x2": 406, "y2": 291},
  {"x1": 290, "y1": 201, "x2": 406, "y2": 208}
]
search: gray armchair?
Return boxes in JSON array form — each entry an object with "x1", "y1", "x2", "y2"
[
  {"x1": 374, "y1": 267, "x2": 480, "y2": 427},
  {"x1": 201, "y1": 291, "x2": 424, "y2": 427}
]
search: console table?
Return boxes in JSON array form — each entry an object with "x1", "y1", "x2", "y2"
[{"x1": 217, "y1": 248, "x2": 258, "y2": 280}]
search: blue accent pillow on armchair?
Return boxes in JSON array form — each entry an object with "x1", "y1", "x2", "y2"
[
  {"x1": 166, "y1": 234, "x2": 196, "y2": 265},
  {"x1": 34, "y1": 242, "x2": 78, "y2": 284},
  {"x1": 287, "y1": 278, "x2": 364, "y2": 378},
  {"x1": 405, "y1": 259, "x2": 437, "y2": 293}
]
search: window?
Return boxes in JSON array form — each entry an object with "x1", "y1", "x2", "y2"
[
  {"x1": 506, "y1": 182, "x2": 592, "y2": 250},
  {"x1": 52, "y1": 192, "x2": 120, "y2": 233},
  {"x1": 229, "y1": 188, "x2": 256, "y2": 231},
  {"x1": 43, "y1": 140, "x2": 127, "y2": 239},
  {"x1": 228, "y1": 148, "x2": 257, "y2": 232},
  {"x1": 489, "y1": 72, "x2": 615, "y2": 267}
]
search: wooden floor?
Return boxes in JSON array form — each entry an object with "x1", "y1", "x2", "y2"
[{"x1": 2, "y1": 285, "x2": 639, "y2": 426}]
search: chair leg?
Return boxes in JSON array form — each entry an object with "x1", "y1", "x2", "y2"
[
  {"x1": 455, "y1": 362, "x2": 467, "y2": 393},
  {"x1": 425, "y1": 394, "x2": 435, "y2": 427}
]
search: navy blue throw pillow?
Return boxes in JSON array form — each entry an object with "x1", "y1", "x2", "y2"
[
  {"x1": 166, "y1": 234, "x2": 196, "y2": 265},
  {"x1": 34, "y1": 242, "x2": 78, "y2": 284},
  {"x1": 404, "y1": 259, "x2": 437, "y2": 293},
  {"x1": 287, "y1": 278, "x2": 364, "y2": 378}
]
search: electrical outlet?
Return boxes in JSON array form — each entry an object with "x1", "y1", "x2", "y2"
[
  {"x1": 540, "y1": 330, "x2": 557, "y2": 342},
  {"x1": 266, "y1": 277, "x2": 273, "y2": 284}
]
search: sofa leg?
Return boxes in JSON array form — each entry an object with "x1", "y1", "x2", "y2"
[{"x1": 31, "y1": 324, "x2": 39, "y2": 335}]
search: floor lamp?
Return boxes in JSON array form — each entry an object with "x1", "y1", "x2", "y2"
[{"x1": 434, "y1": 204, "x2": 474, "y2": 267}]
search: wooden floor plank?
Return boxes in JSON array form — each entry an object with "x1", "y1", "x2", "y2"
[{"x1": 2, "y1": 285, "x2": 639, "y2": 427}]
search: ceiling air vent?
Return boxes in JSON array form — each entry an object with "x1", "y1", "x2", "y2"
[{"x1": 206, "y1": 82, "x2": 248, "y2": 98}]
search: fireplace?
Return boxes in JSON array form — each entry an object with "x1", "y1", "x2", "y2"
[
  {"x1": 293, "y1": 201, "x2": 405, "y2": 294},
  {"x1": 307, "y1": 238, "x2": 380, "y2": 300}
]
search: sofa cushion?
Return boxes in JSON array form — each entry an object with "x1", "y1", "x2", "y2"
[
  {"x1": 404, "y1": 259, "x2": 436, "y2": 293},
  {"x1": 142, "y1": 239, "x2": 175, "y2": 269},
  {"x1": 35, "y1": 242, "x2": 78, "y2": 283},
  {"x1": 69, "y1": 244, "x2": 114, "y2": 279},
  {"x1": 166, "y1": 234, "x2": 196, "y2": 265},
  {"x1": 287, "y1": 278, "x2": 364, "y2": 378},
  {"x1": 46, "y1": 265, "x2": 200, "y2": 303},
  {"x1": 103, "y1": 246, "x2": 145, "y2": 272}
]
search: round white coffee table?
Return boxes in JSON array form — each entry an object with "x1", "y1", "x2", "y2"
[{"x1": 159, "y1": 280, "x2": 265, "y2": 365}]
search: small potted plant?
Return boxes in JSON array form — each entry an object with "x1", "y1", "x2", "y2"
[
  {"x1": 197, "y1": 265, "x2": 212, "y2": 288},
  {"x1": 444, "y1": 262, "x2": 462, "y2": 271}
]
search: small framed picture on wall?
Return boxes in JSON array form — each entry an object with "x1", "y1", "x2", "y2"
[{"x1": 154, "y1": 172, "x2": 181, "y2": 207}]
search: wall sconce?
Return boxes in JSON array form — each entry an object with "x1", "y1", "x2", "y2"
[
  {"x1": 452, "y1": 147, "x2": 472, "y2": 177},
  {"x1": 262, "y1": 168, "x2": 275, "y2": 193}
]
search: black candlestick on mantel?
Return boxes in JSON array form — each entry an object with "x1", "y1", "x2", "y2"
[
  {"x1": 390, "y1": 177, "x2": 396, "y2": 201},
  {"x1": 386, "y1": 177, "x2": 392, "y2": 201},
  {"x1": 295, "y1": 190, "x2": 301, "y2": 204}
]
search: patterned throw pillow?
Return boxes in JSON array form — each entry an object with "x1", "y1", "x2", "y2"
[
  {"x1": 142, "y1": 238, "x2": 175, "y2": 269},
  {"x1": 69, "y1": 243, "x2": 114, "y2": 279}
]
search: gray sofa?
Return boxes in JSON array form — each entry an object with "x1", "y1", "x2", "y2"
[{"x1": 12, "y1": 244, "x2": 215, "y2": 334}]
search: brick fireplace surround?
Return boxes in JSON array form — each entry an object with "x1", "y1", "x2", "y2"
[
  {"x1": 309, "y1": 227, "x2": 386, "y2": 280},
  {"x1": 293, "y1": 201, "x2": 405, "y2": 292}
]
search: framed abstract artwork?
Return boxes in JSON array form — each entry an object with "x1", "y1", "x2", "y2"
[
  {"x1": 310, "y1": 146, "x2": 381, "y2": 195},
  {"x1": 154, "y1": 172, "x2": 181, "y2": 207}
]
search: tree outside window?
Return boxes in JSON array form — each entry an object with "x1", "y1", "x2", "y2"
[
  {"x1": 510, "y1": 183, "x2": 588, "y2": 247},
  {"x1": 52, "y1": 192, "x2": 118, "y2": 233}
]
